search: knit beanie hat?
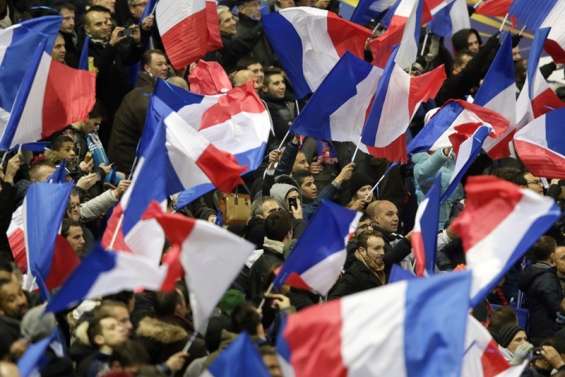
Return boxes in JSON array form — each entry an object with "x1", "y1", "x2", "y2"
[
  {"x1": 491, "y1": 324, "x2": 523, "y2": 348},
  {"x1": 349, "y1": 173, "x2": 374, "y2": 195}
]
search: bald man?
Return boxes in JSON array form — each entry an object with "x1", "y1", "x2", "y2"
[
  {"x1": 366, "y1": 200, "x2": 399, "y2": 234},
  {"x1": 230, "y1": 69, "x2": 256, "y2": 88}
]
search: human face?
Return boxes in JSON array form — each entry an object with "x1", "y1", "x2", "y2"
[
  {"x1": 292, "y1": 152, "x2": 309, "y2": 174},
  {"x1": 239, "y1": 0, "x2": 261, "y2": 20},
  {"x1": 506, "y1": 330, "x2": 527, "y2": 354},
  {"x1": 58, "y1": 141, "x2": 76, "y2": 162},
  {"x1": 467, "y1": 33, "x2": 480, "y2": 54},
  {"x1": 145, "y1": 53, "x2": 168, "y2": 79},
  {"x1": 262, "y1": 354, "x2": 283, "y2": 377},
  {"x1": 264, "y1": 74, "x2": 286, "y2": 99},
  {"x1": 524, "y1": 173, "x2": 544, "y2": 195},
  {"x1": 219, "y1": 11, "x2": 237, "y2": 36},
  {"x1": 355, "y1": 185, "x2": 373, "y2": 202},
  {"x1": 60, "y1": 8, "x2": 76, "y2": 34},
  {"x1": 277, "y1": 0, "x2": 295, "y2": 8},
  {"x1": 0, "y1": 278, "x2": 29, "y2": 319},
  {"x1": 52, "y1": 35, "x2": 66, "y2": 63},
  {"x1": 361, "y1": 236, "x2": 386, "y2": 272},
  {"x1": 68, "y1": 194, "x2": 81, "y2": 222},
  {"x1": 85, "y1": 11, "x2": 112, "y2": 41},
  {"x1": 82, "y1": 117, "x2": 102, "y2": 134},
  {"x1": 261, "y1": 200, "x2": 280, "y2": 218},
  {"x1": 248, "y1": 63, "x2": 264, "y2": 89},
  {"x1": 96, "y1": 317, "x2": 128, "y2": 348},
  {"x1": 372, "y1": 201, "x2": 399, "y2": 233},
  {"x1": 300, "y1": 176, "x2": 318, "y2": 200},
  {"x1": 66, "y1": 225, "x2": 86, "y2": 256},
  {"x1": 109, "y1": 306, "x2": 133, "y2": 336},
  {"x1": 128, "y1": 0, "x2": 148, "y2": 19},
  {"x1": 93, "y1": 0, "x2": 116, "y2": 13},
  {"x1": 554, "y1": 247, "x2": 565, "y2": 275}
]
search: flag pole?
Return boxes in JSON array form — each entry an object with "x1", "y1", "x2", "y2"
[
  {"x1": 277, "y1": 131, "x2": 291, "y2": 151},
  {"x1": 108, "y1": 157, "x2": 137, "y2": 249},
  {"x1": 351, "y1": 137, "x2": 362, "y2": 163},
  {"x1": 499, "y1": 13, "x2": 509, "y2": 32},
  {"x1": 182, "y1": 331, "x2": 198, "y2": 353},
  {"x1": 258, "y1": 282, "x2": 274, "y2": 312},
  {"x1": 473, "y1": 0, "x2": 484, "y2": 9},
  {"x1": 419, "y1": 29, "x2": 430, "y2": 56}
]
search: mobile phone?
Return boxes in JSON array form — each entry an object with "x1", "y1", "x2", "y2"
[{"x1": 288, "y1": 197, "x2": 297, "y2": 210}]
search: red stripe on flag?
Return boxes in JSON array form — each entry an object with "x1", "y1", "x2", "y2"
[
  {"x1": 188, "y1": 60, "x2": 232, "y2": 95},
  {"x1": 411, "y1": 231, "x2": 426, "y2": 277},
  {"x1": 161, "y1": 244, "x2": 184, "y2": 291},
  {"x1": 451, "y1": 176, "x2": 523, "y2": 252},
  {"x1": 450, "y1": 99, "x2": 510, "y2": 137},
  {"x1": 101, "y1": 204, "x2": 131, "y2": 252},
  {"x1": 284, "y1": 299, "x2": 347, "y2": 377},
  {"x1": 196, "y1": 144, "x2": 246, "y2": 192},
  {"x1": 8, "y1": 228, "x2": 27, "y2": 272},
  {"x1": 42, "y1": 59, "x2": 96, "y2": 138},
  {"x1": 531, "y1": 88, "x2": 565, "y2": 118},
  {"x1": 205, "y1": 0, "x2": 223, "y2": 53},
  {"x1": 544, "y1": 39, "x2": 565, "y2": 65},
  {"x1": 485, "y1": 130, "x2": 515, "y2": 160},
  {"x1": 481, "y1": 340, "x2": 511, "y2": 377},
  {"x1": 475, "y1": 0, "x2": 512, "y2": 17},
  {"x1": 45, "y1": 235, "x2": 80, "y2": 290},
  {"x1": 152, "y1": 209, "x2": 197, "y2": 245},
  {"x1": 161, "y1": 9, "x2": 208, "y2": 69},
  {"x1": 514, "y1": 139, "x2": 565, "y2": 179},
  {"x1": 408, "y1": 65, "x2": 446, "y2": 118},
  {"x1": 369, "y1": 25, "x2": 404, "y2": 69},
  {"x1": 367, "y1": 133, "x2": 408, "y2": 163},
  {"x1": 326, "y1": 12, "x2": 372, "y2": 58}
]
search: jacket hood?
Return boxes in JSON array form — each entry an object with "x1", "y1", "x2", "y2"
[
  {"x1": 135, "y1": 317, "x2": 188, "y2": 344},
  {"x1": 270, "y1": 183, "x2": 300, "y2": 209},
  {"x1": 518, "y1": 263, "x2": 555, "y2": 290}
]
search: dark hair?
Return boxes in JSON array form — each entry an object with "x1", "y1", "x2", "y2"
[
  {"x1": 109, "y1": 340, "x2": 150, "y2": 367},
  {"x1": 292, "y1": 171, "x2": 314, "y2": 188},
  {"x1": 488, "y1": 306, "x2": 518, "y2": 333},
  {"x1": 61, "y1": 219, "x2": 82, "y2": 238},
  {"x1": 357, "y1": 230, "x2": 384, "y2": 250},
  {"x1": 84, "y1": 5, "x2": 112, "y2": 25},
  {"x1": 264, "y1": 210, "x2": 292, "y2": 242},
  {"x1": 51, "y1": 134, "x2": 74, "y2": 151},
  {"x1": 56, "y1": 2, "x2": 76, "y2": 12},
  {"x1": 142, "y1": 49, "x2": 166, "y2": 66},
  {"x1": 104, "y1": 291, "x2": 134, "y2": 307},
  {"x1": 0, "y1": 260, "x2": 14, "y2": 275},
  {"x1": 236, "y1": 56, "x2": 260, "y2": 71},
  {"x1": 528, "y1": 235, "x2": 557, "y2": 262},
  {"x1": 263, "y1": 67, "x2": 285, "y2": 86},
  {"x1": 154, "y1": 291, "x2": 179, "y2": 317},
  {"x1": 96, "y1": 300, "x2": 128, "y2": 318},
  {"x1": 231, "y1": 302, "x2": 261, "y2": 335},
  {"x1": 489, "y1": 168, "x2": 527, "y2": 186},
  {"x1": 251, "y1": 196, "x2": 277, "y2": 218},
  {"x1": 87, "y1": 314, "x2": 112, "y2": 347}
]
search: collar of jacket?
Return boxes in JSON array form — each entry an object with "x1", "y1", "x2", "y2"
[{"x1": 263, "y1": 237, "x2": 285, "y2": 255}]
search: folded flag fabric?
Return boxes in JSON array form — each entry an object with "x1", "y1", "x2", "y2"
[
  {"x1": 273, "y1": 200, "x2": 361, "y2": 295},
  {"x1": 277, "y1": 271, "x2": 472, "y2": 377},
  {"x1": 350, "y1": 0, "x2": 397, "y2": 26},
  {"x1": 429, "y1": 0, "x2": 470, "y2": 38},
  {"x1": 45, "y1": 244, "x2": 169, "y2": 313},
  {"x1": 541, "y1": 1, "x2": 565, "y2": 64},
  {"x1": 0, "y1": 40, "x2": 96, "y2": 150},
  {"x1": 514, "y1": 108, "x2": 565, "y2": 179},
  {"x1": 290, "y1": 52, "x2": 382, "y2": 149},
  {"x1": 412, "y1": 175, "x2": 441, "y2": 277},
  {"x1": 188, "y1": 59, "x2": 232, "y2": 95},
  {"x1": 263, "y1": 7, "x2": 372, "y2": 98},
  {"x1": 475, "y1": 0, "x2": 512, "y2": 17},
  {"x1": 202, "y1": 333, "x2": 270, "y2": 377},
  {"x1": 17, "y1": 330, "x2": 61, "y2": 377},
  {"x1": 451, "y1": 176, "x2": 561, "y2": 306}
]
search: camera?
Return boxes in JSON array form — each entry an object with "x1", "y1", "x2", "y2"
[{"x1": 118, "y1": 28, "x2": 132, "y2": 38}]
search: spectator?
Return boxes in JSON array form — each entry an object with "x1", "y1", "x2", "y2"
[{"x1": 62, "y1": 219, "x2": 88, "y2": 257}]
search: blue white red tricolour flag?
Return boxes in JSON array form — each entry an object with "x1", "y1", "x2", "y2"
[
  {"x1": 263, "y1": 7, "x2": 372, "y2": 98},
  {"x1": 149, "y1": 80, "x2": 270, "y2": 208},
  {"x1": 516, "y1": 28, "x2": 564, "y2": 127},
  {"x1": 276, "y1": 271, "x2": 472, "y2": 377},
  {"x1": 45, "y1": 244, "x2": 170, "y2": 313},
  {"x1": 394, "y1": 0, "x2": 424, "y2": 70},
  {"x1": 202, "y1": 333, "x2": 270, "y2": 377},
  {"x1": 273, "y1": 200, "x2": 361, "y2": 295},
  {"x1": 514, "y1": 108, "x2": 565, "y2": 179},
  {"x1": 101, "y1": 97, "x2": 245, "y2": 260},
  {"x1": 350, "y1": 0, "x2": 396, "y2": 26},
  {"x1": 452, "y1": 176, "x2": 561, "y2": 307},
  {"x1": 0, "y1": 16, "x2": 61, "y2": 128},
  {"x1": 412, "y1": 175, "x2": 441, "y2": 277},
  {"x1": 407, "y1": 100, "x2": 509, "y2": 157},
  {"x1": 429, "y1": 0, "x2": 470, "y2": 38},
  {"x1": 0, "y1": 40, "x2": 96, "y2": 150},
  {"x1": 155, "y1": 0, "x2": 222, "y2": 69},
  {"x1": 290, "y1": 52, "x2": 382, "y2": 150},
  {"x1": 151, "y1": 209, "x2": 254, "y2": 333},
  {"x1": 462, "y1": 316, "x2": 528, "y2": 377},
  {"x1": 441, "y1": 125, "x2": 491, "y2": 201},
  {"x1": 541, "y1": 2, "x2": 565, "y2": 64},
  {"x1": 17, "y1": 330, "x2": 64, "y2": 377},
  {"x1": 474, "y1": 0, "x2": 511, "y2": 17},
  {"x1": 474, "y1": 33, "x2": 518, "y2": 159},
  {"x1": 361, "y1": 48, "x2": 446, "y2": 163}
]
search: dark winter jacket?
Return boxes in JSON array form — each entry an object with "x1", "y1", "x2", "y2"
[
  {"x1": 261, "y1": 94, "x2": 298, "y2": 149},
  {"x1": 247, "y1": 246, "x2": 284, "y2": 304},
  {"x1": 328, "y1": 258, "x2": 384, "y2": 299},
  {"x1": 236, "y1": 14, "x2": 277, "y2": 68}
]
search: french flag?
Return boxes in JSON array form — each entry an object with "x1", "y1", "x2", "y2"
[
  {"x1": 350, "y1": 0, "x2": 397, "y2": 26},
  {"x1": 152, "y1": 210, "x2": 255, "y2": 333},
  {"x1": 102, "y1": 99, "x2": 245, "y2": 258},
  {"x1": 361, "y1": 49, "x2": 446, "y2": 163},
  {"x1": 0, "y1": 16, "x2": 61, "y2": 128},
  {"x1": 263, "y1": 7, "x2": 372, "y2": 98},
  {"x1": 45, "y1": 244, "x2": 169, "y2": 314},
  {"x1": 474, "y1": 34, "x2": 518, "y2": 159},
  {"x1": 514, "y1": 108, "x2": 565, "y2": 179},
  {"x1": 0, "y1": 39, "x2": 96, "y2": 150},
  {"x1": 429, "y1": 0, "x2": 470, "y2": 38},
  {"x1": 202, "y1": 333, "x2": 270, "y2": 377},
  {"x1": 407, "y1": 100, "x2": 509, "y2": 156},
  {"x1": 273, "y1": 200, "x2": 361, "y2": 296},
  {"x1": 156, "y1": 0, "x2": 223, "y2": 70},
  {"x1": 474, "y1": 0, "x2": 512, "y2": 17},
  {"x1": 290, "y1": 52, "x2": 382, "y2": 149},
  {"x1": 516, "y1": 28, "x2": 564, "y2": 127},
  {"x1": 451, "y1": 176, "x2": 561, "y2": 307},
  {"x1": 277, "y1": 271, "x2": 472, "y2": 377},
  {"x1": 462, "y1": 317, "x2": 527, "y2": 377},
  {"x1": 188, "y1": 59, "x2": 232, "y2": 95},
  {"x1": 17, "y1": 330, "x2": 64, "y2": 377},
  {"x1": 542, "y1": 1, "x2": 565, "y2": 64},
  {"x1": 412, "y1": 175, "x2": 441, "y2": 277}
]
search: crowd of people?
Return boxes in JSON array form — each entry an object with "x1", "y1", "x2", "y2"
[{"x1": 0, "y1": 0, "x2": 564, "y2": 376}]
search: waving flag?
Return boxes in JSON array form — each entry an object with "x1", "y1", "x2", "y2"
[
  {"x1": 151, "y1": 80, "x2": 269, "y2": 207},
  {"x1": 202, "y1": 333, "x2": 270, "y2": 377},
  {"x1": 361, "y1": 49, "x2": 446, "y2": 163},
  {"x1": 475, "y1": 0, "x2": 512, "y2": 17},
  {"x1": 516, "y1": 28, "x2": 564, "y2": 127},
  {"x1": 0, "y1": 40, "x2": 96, "y2": 150},
  {"x1": 350, "y1": 0, "x2": 397, "y2": 26},
  {"x1": 290, "y1": 52, "x2": 382, "y2": 148},
  {"x1": 542, "y1": 1, "x2": 565, "y2": 64},
  {"x1": 277, "y1": 271, "x2": 471, "y2": 377},
  {"x1": 17, "y1": 330, "x2": 62, "y2": 377},
  {"x1": 429, "y1": 0, "x2": 470, "y2": 38},
  {"x1": 412, "y1": 175, "x2": 441, "y2": 277},
  {"x1": 0, "y1": 16, "x2": 61, "y2": 128},
  {"x1": 273, "y1": 200, "x2": 361, "y2": 295},
  {"x1": 153, "y1": 210, "x2": 254, "y2": 333},
  {"x1": 408, "y1": 100, "x2": 509, "y2": 156},
  {"x1": 452, "y1": 176, "x2": 561, "y2": 307},
  {"x1": 156, "y1": 0, "x2": 222, "y2": 70},
  {"x1": 462, "y1": 317, "x2": 527, "y2": 377},
  {"x1": 514, "y1": 108, "x2": 565, "y2": 179},
  {"x1": 78, "y1": 36, "x2": 90, "y2": 71},
  {"x1": 394, "y1": 0, "x2": 424, "y2": 70},
  {"x1": 263, "y1": 7, "x2": 372, "y2": 98},
  {"x1": 441, "y1": 125, "x2": 491, "y2": 201},
  {"x1": 46, "y1": 244, "x2": 169, "y2": 313},
  {"x1": 188, "y1": 59, "x2": 232, "y2": 95}
]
